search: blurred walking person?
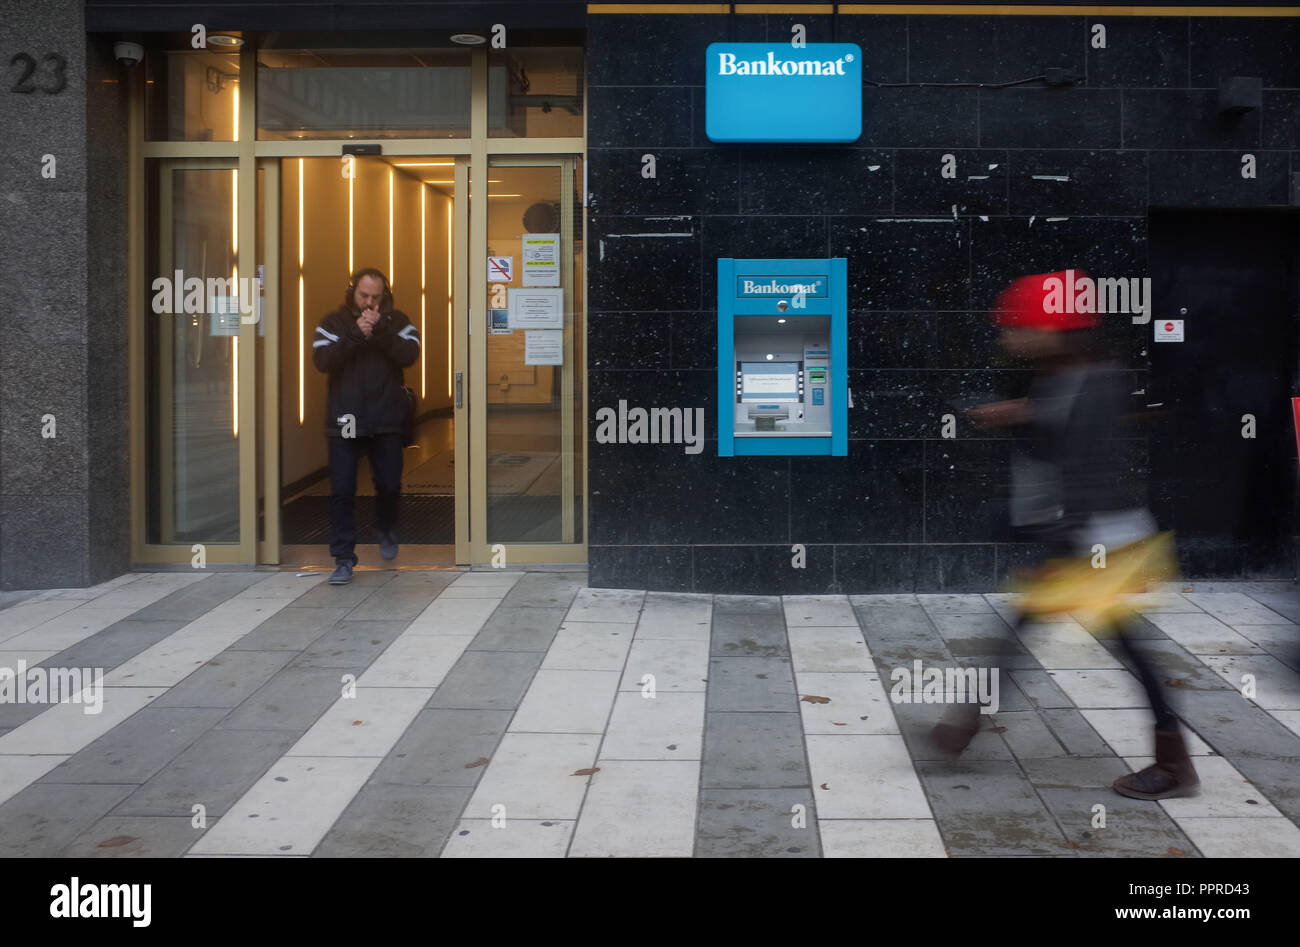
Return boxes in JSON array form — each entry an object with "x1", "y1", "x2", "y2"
[{"x1": 932, "y1": 270, "x2": 1198, "y2": 800}]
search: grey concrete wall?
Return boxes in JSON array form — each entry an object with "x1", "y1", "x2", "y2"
[{"x1": 0, "y1": 0, "x2": 129, "y2": 590}]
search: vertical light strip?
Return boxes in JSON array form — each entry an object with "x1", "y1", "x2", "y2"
[
  {"x1": 388, "y1": 168, "x2": 394, "y2": 286},
  {"x1": 446, "y1": 196, "x2": 452, "y2": 399},
  {"x1": 298, "y1": 158, "x2": 305, "y2": 425},
  {"x1": 420, "y1": 183, "x2": 426, "y2": 398},
  {"x1": 348, "y1": 174, "x2": 354, "y2": 273},
  {"x1": 231, "y1": 168, "x2": 239, "y2": 437}
]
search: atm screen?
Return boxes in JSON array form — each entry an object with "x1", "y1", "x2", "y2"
[{"x1": 740, "y1": 361, "x2": 800, "y2": 401}]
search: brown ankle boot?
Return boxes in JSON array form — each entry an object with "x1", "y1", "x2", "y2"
[{"x1": 1113, "y1": 728, "x2": 1200, "y2": 800}]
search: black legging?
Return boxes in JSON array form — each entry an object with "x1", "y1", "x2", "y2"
[{"x1": 999, "y1": 610, "x2": 1178, "y2": 730}]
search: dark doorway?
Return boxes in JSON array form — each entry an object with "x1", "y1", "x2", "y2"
[{"x1": 1148, "y1": 209, "x2": 1300, "y2": 579}]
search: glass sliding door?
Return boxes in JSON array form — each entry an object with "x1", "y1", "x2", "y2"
[
  {"x1": 145, "y1": 159, "x2": 245, "y2": 549},
  {"x1": 473, "y1": 157, "x2": 584, "y2": 558}
]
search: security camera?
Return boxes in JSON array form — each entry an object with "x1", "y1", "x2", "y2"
[{"x1": 113, "y1": 41, "x2": 143, "y2": 67}]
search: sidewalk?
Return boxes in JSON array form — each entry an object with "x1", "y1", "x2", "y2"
[{"x1": 1, "y1": 570, "x2": 1298, "y2": 858}]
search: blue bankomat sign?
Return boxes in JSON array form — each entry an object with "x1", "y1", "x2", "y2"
[
  {"x1": 718, "y1": 258, "x2": 848, "y2": 457},
  {"x1": 705, "y1": 43, "x2": 863, "y2": 143}
]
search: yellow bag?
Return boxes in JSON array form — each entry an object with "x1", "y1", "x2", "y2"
[{"x1": 1005, "y1": 531, "x2": 1177, "y2": 628}]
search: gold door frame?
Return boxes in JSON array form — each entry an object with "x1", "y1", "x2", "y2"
[{"x1": 129, "y1": 43, "x2": 586, "y2": 568}]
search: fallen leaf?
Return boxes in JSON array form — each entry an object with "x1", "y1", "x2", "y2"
[
  {"x1": 1165, "y1": 679, "x2": 1184, "y2": 687},
  {"x1": 1167, "y1": 847, "x2": 1186, "y2": 856},
  {"x1": 801, "y1": 695, "x2": 831, "y2": 704},
  {"x1": 1181, "y1": 587, "x2": 1193, "y2": 593},
  {"x1": 819, "y1": 783, "x2": 829, "y2": 790},
  {"x1": 464, "y1": 757, "x2": 490, "y2": 769},
  {"x1": 859, "y1": 715, "x2": 869, "y2": 720},
  {"x1": 832, "y1": 722, "x2": 847, "y2": 726},
  {"x1": 990, "y1": 726, "x2": 1007, "y2": 733},
  {"x1": 351, "y1": 720, "x2": 364, "y2": 726},
  {"x1": 573, "y1": 767, "x2": 601, "y2": 776},
  {"x1": 97, "y1": 836, "x2": 138, "y2": 848}
]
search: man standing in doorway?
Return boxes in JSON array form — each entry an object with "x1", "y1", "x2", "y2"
[{"x1": 313, "y1": 268, "x2": 420, "y2": 585}]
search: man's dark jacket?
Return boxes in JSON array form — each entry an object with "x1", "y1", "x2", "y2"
[{"x1": 312, "y1": 305, "x2": 420, "y2": 437}]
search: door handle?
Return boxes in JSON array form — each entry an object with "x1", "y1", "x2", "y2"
[{"x1": 455, "y1": 372, "x2": 463, "y2": 409}]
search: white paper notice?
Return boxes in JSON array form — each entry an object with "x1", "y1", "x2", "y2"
[
  {"x1": 508, "y1": 288, "x2": 564, "y2": 328},
  {"x1": 522, "y1": 234, "x2": 560, "y2": 286},
  {"x1": 524, "y1": 329, "x2": 564, "y2": 365}
]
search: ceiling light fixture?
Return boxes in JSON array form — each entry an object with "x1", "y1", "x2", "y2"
[
  {"x1": 207, "y1": 33, "x2": 245, "y2": 48},
  {"x1": 451, "y1": 33, "x2": 487, "y2": 46}
]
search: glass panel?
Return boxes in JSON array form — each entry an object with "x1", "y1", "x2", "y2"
[
  {"x1": 257, "y1": 49, "x2": 471, "y2": 140},
  {"x1": 485, "y1": 163, "x2": 580, "y2": 543},
  {"x1": 145, "y1": 163, "x2": 241, "y2": 544},
  {"x1": 145, "y1": 49, "x2": 241, "y2": 141},
  {"x1": 489, "y1": 48, "x2": 584, "y2": 139}
]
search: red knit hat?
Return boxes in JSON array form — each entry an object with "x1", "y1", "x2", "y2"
[{"x1": 993, "y1": 270, "x2": 1100, "y2": 330}]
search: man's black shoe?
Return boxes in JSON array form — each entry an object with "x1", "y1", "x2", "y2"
[
  {"x1": 378, "y1": 530, "x2": 398, "y2": 560},
  {"x1": 329, "y1": 561, "x2": 354, "y2": 585}
]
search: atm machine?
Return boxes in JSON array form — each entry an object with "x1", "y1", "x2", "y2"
[{"x1": 718, "y1": 258, "x2": 848, "y2": 456}]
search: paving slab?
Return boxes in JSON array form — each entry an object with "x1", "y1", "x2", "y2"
[
  {"x1": 499, "y1": 573, "x2": 586, "y2": 609},
  {"x1": 540, "y1": 621, "x2": 634, "y2": 671},
  {"x1": 635, "y1": 592, "x2": 711, "y2": 637},
  {"x1": 291, "y1": 571, "x2": 395, "y2": 608},
  {"x1": 807, "y1": 734, "x2": 932, "y2": 819},
  {"x1": 701, "y1": 711, "x2": 809, "y2": 790},
  {"x1": 440, "y1": 818, "x2": 574, "y2": 857},
  {"x1": 39, "y1": 707, "x2": 227, "y2": 785},
  {"x1": 989, "y1": 710, "x2": 1070, "y2": 759},
  {"x1": 708, "y1": 656, "x2": 798, "y2": 712},
  {"x1": 713, "y1": 595, "x2": 782, "y2": 615},
  {"x1": 569, "y1": 760, "x2": 699, "y2": 857},
  {"x1": 132, "y1": 642, "x2": 296, "y2": 704},
  {"x1": 345, "y1": 589, "x2": 441, "y2": 622},
  {"x1": 915, "y1": 759, "x2": 1069, "y2": 856},
  {"x1": 1173, "y1": 816, "x2": 1300, "y2": 857},
  {"x1": 818, "y1": 819, "x2": 947, "y2": 857},
  {"x1": 461, "y1": 732, "x2": 600, "y2": 820},
  {"x1": 467, "y1": 606, "x2": 567, "y2": 651},
  {"x1": 0, "y1": 783, "x2": 137, "y2": 857},
  {"x1": 1181, "y1": 592, "x2": 1294, "y2": 626},
  {"x1": 1020, "y1": 756, "x2": 1133, "y2": 790},
  {"x1": 0, "y1": 754, "x2": 69, "y2": 807},
  {"x1": 313, "y1": 784, "x2": 472, "y2": 857},
  {"x1": 783, "y1": 595, "x2": 856, "y2": 627},
  {"x1": 126, "y1": 573, "x2": 266, "y2": 622},
  {"x1": 1198, "y1": 654, "x2": 1300, "y2": 710},
  {"x1": 60, "y1": 815, "x2": 210, "y2": 858},
  {"x1": 40, "y1": 619, "x2": 187, "y2": 672},
  {"x1": 695, "y1": 788, "x2": 821, "y2": 858},
  {"x1": 1036, "y1": 788, "x2": 1198, "y2": 857},
  {"x1": 1009, "y1": 669, "x2": 1076, "y2": 709},
  {"x1": 1, "y1": 605, "x2": 140, "y2": 652},
  {"x1": 215, "y1": 668, "x2": 348, "y2": 732},
  {"x1": 406, "y1": 596, "x2": 503, "y2": 635},
  {"x1": 229, "y1": 606, "x2": 351, "y2": 651},
  {"x1": 508, "y1": 669, "x2": 621, "y2": 734},
  {"x1": 793, "y1": 671, "x2": 899, "y2": 735},
  {"x1": 854, "y1": 605, "x2": 952, "y2": 665},
  {"x1": 287, "y1": 687, "x2": 433, "y2": 757},
  {"x1": 1143, "y1": 612, "x2": 1267, "y2": 655},
  {"x1": 892, "y1": 704, "x2": 1014, "y2": 761},
  {"x1": 565, "y1": 588, "x2": 645, "y2": 623},
  {"x1": 425, "y1": 651, "x2": 543, "y2": 711},
  {"x1": 371, "y1": 708, "x2": 513, "y2": 787},
  {"x1": 787, "y1": 626, "x2": 873, "y2": 672},
  {"x1": 188, "y1": 755, "x2": 380, "y2": 855},
  {"x1": 619, "y1": 637, "x2": 710, "y2": 694},
  {"x1": 599, "y1": 691, "x2": 705, "y2": 760},
  {"x1": 113, "y1": 728, "x2": 299, "y2": 818},
  {"x1": 288, "y1": 620, "x2": 410, "y2": 671},
  {"x1": 357, "y1": 635, "x2": 474, "y2": 688},
  {"x1": 710, "y1": 612, "x2": 789, "y2": 657},
  {"x1": 1079, "y1": 710, "x2": 1214, "y2": 757},
  {"x1": 0, "y1": 685, "x2": 164, "y2": 755},
  {"x1": 1038, "y1": 709, "x2": 1114, "y2": 757}
]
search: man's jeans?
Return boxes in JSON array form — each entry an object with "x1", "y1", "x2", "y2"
[{"x1": 328, "y1": 433, "x2": 404, "y2": 565}]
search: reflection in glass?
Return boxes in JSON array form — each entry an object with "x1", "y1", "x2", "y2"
[
  {"x1": 257, "y1": 49, "x2": 473, "y2": 140},
  {"x1": 145, "y1": 49, "x2": 241, "y2": 142},
  {"x1": 146, "y1": 165, "x2": 241, "y2": 543},
  {"x1": 489, "y1": 48, "x2": 584, "y2": 139}
]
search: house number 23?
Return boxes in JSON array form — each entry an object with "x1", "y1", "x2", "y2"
[{"x1": 10, "y1": 53, "x2": 67, "y2": 93}]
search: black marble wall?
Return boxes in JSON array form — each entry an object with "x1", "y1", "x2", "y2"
[{"x1": 586, "y1": 12, "x2": 1300, "y2": 593}]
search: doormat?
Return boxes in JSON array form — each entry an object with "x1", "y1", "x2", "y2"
[{"x1": 280, "y1": 494, "x2": 455, "y2": 545}]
